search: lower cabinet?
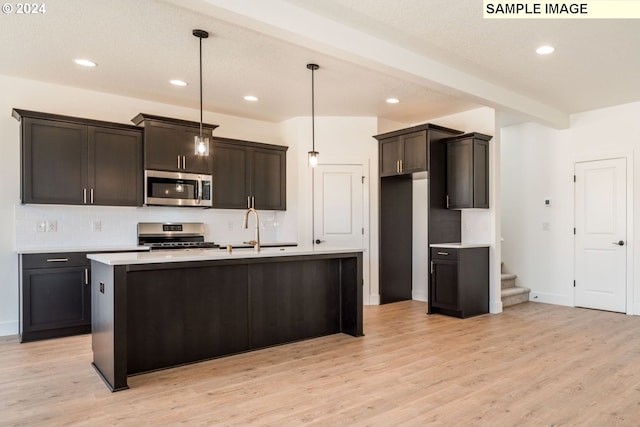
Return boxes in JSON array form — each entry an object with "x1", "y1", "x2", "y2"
[
  {"x1": 429, "y1": 246, "x2": 489, "y2": 318},
  {"x1": 19, "y1": 252, "x2": 91, "y2": 342}
]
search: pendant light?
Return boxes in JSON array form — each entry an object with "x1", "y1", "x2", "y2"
[
  {"x1": 307, "y1": 63, "x2": 320, "y2": 168},
  {"x1": 193, "y1": 29, "x2": 210, "y2": 156}
]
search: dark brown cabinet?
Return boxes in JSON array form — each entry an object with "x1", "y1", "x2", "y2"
[
  {"x1": 446, "y1": 133, "x2": 491, "y2": 209},
  {"x1": 374, "y1": 123, "x2": 463, "y2": 304},
  {"x1": 132, "y1": 113, "x2": 218, "y2": 174},
  {"x1": 212, "y1": 137, "x2": 287, "y2": 210},
  {"x1": 379, "y1": 130, "x2": 427, "y2": 177},
  {"x1": 14, "y1": 109, "x2": 143, "y2": 206},
  {"x1": 430, "y1": 246, "x2": 488, "y2": 318},
  {"x1": 19, "y1": 252, "x2": 91, "y2": 342}
]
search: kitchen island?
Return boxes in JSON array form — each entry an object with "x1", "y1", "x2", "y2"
[{"x1": 88, "y1": 247, "x2": 363, "y2": 391}]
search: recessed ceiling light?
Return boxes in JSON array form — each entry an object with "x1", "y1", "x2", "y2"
[
  {"x1": 536, "y1": 45, "x2": 555, "y2": 55},
  {"x1": 244, "y1": 95, "x2": 259, "y2": 102},
  {"x1": 386, "y1": 98, "x2": 399, "y2": 104},
  {"x1": 170, "y1": 80, "x2": 188, "y2": 86},
  {"x1": 74, "y1": 58, "x2": 97, "y2": 67}
]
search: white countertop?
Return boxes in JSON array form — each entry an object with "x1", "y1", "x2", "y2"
[
  {"x1": 17, "y1": 245, "x2": 150, "y2": 255},
  {"x1": 429, "y1": 243, "x2": 491, "y2": 249},
  {"x1": 88, "y1": 246, "x2": 363, "y2": 266}
]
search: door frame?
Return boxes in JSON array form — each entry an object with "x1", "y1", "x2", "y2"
[
  {"x1": 313, "y1": 162, "x2": 371, "y2": 305},
  {"x1": 572, "y1": 152, "x2": 634, "y2": 314}
]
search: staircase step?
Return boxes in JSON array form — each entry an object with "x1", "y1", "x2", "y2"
[
  {"x1": 501, "y1": 286, "x2": 531, "y2": 307},
  {"x1": 501, "y1": 273, "x2": 517, "y2": 289}
]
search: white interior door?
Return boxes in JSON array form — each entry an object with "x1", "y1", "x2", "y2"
[
  {"x1": 313, "y1": 164, "x2": 363, "y2": 248},
  {"x1": 574, "y1": 158, "x2": 627, "y2": 313}
]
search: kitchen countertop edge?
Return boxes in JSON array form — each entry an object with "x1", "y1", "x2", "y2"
[
  {"x1": 429, "y1": 243, "x2": 491, "y2": 249},
  {"x1": 88, "y1": 247, "x2": 363, "y2": 266}
]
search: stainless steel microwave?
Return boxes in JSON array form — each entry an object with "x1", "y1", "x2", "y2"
[{"x1": 144, "y1": 170, "x2": 212, "y2": 207}]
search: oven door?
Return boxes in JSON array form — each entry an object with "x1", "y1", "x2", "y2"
[{"x1": 145, "y1": 170, "x2": 212, "y2": 207}]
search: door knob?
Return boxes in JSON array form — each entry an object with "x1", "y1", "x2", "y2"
[
  {"x1": 612, "y1": 240, "x2": 625, "y2": 246},
  {"x1": 315, "y1": 239, "x2": 324, "y2": 244}
]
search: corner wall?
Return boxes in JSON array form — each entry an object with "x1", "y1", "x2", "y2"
[{"x1": 501, "y1": 102, "x2": 639, "y2": 313}]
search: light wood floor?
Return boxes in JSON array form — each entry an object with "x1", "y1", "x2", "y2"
[{"x1": 2, "y1": 301, "x2": 640, "y2": 426}]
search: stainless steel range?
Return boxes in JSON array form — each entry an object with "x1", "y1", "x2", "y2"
[{"x1": 137, "y1": 222, "x2": 219, "y2": 250}]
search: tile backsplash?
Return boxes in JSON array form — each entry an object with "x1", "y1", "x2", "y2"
[{"x1": 14, "y1": 204, "x2": 295, "y2": 251}]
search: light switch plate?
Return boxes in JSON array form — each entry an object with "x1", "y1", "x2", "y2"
[
  {"x1": 36, "y1": 221, "x2": 46, "y2": 233},
  {"x1": 92, "y1": 220, "x2": 102, "y2": 232}
]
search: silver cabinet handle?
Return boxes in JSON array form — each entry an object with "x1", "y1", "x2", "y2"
[
  {"x1": 177, "y1": 155, "x2": 181, "y2": 169},
  {"x1": 252, "y1": 196, "x2": 255, "y2": 209},
  {"x1": 437, "y1": 251, "x2": 449, "y2": 256},
  {"x1": 46, "y1": 258, "x2": 69, "y2": 263},
  {"x1": 90, "y1": 188, "x2": 94, "y2": 204},
  {"x1": 396, "y1": 160, "x2": 400, "y2": 174},
  {"x1": 247, "y1": 196, "x2": 251, "y2": 209},
  {"x1": 446, "y1": 195, "x2": 450, "y2": 209},
  {"x1": 399, "y1": 159, "x2": 403, "y2": 173},
  {"x1": 182, "y1": 155, "x2": 186, "y2": 170},
  {"x1": 430, "y1": 261, "x2": 434, "y2": 274},
  {"x1": 83, "y1": 188, "x2": 87, "y2": 204},
  {"x1": 84, "y1": 268, "x2": 89, "y2": 285}
]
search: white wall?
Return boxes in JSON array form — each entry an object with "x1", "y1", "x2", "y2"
[
  {"x1": 501, "y1": 102, "x2": 640, "y2": 313},
  {"x1": 0, "y1": 75, "x2": 297, "y2": 336},
  {"x1": 280, "y1": 116, "x2": 379, "y2": 304}
]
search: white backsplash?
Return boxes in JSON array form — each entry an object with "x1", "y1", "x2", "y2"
[{"x1": 14, "y1": 204, "x2": 296, "y2": 251}]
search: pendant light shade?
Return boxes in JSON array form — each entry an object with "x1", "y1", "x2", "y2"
[
  {"x1": 193, "y1": 29, "x2": 210, "y2": 156},
  {"x1": 307, "y1": 63, "x2": 319, "y2": 168}
]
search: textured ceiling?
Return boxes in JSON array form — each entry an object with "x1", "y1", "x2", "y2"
[{"x1": 1, "y1": 0, "x2": 638, "y2": 125}]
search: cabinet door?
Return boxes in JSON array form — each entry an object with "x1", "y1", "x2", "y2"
[
  {"x1": 251, "y1": 148, "x2": 286, "y2": 210},
  {"x1": 447, "y1": 139, "x2": 474, "y2": 209},
  {"x1": 88, "y1": 127, "x2": 143, "y2": 206},
  {"x1": 143, "y1": 122, "x2": 182, "y2": 172},
  {"x1": 401, "y1": 130, "x2": 427, "y2": 173},
  {"x1": 472, "y1": 139, "x2": 489, "y2": 208},
  {"x1": 22, "y1": 266, "x2": 91, "y2": 333},
  {"x1": 183, "y1": 127, "x2": 213, "y2": 175},
  {"x1": 22, "y1": 118, "x2": 87, "y2": 204},
  {"x1": 211, "y1": 142, "x2": 249, "y2": 209},
  {"x1": 431, "y1": 259, "x2": 459, "y2": 310},
  {"x1": 380, "y1": 137, "x2": 402, "y2": 177}
]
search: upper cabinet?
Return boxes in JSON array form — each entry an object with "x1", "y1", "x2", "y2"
[
  {"x1": 375, "y1": 124, "x2": 463, "y2": 177},
  {"x1": 131, "y1": 113, "x2": 218, "y2": 175},
  {"x1": 445, "y1": 133, "x2": 492, "y2": 209},
  {"x1": 212, "y1": 137, "x2": 287, "y2": 210},
  {"x1": 14, "y1": 109, "x2": 143, "y2": 206},
  {"x1": 379, "y1": 131, "x2": 427, "y2": 176}
]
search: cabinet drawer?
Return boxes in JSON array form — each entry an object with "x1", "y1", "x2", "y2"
[
  {"x1": 430, "y1": 247, "x2": 459, "y2": 261},
  {"x1": 21, "y1": 252, "x2": 89, "y2": 269}
]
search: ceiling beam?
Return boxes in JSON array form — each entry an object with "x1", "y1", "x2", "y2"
[{"x1": 164, "y1": 0, "x2": 570, "y2": 129}]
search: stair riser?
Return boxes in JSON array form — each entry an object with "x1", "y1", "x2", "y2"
[
  {"x1": 501, "y1": 278, "x2": 516, "y2": 289},
  {"x1": 502, "y1": 292, "x2": 530, "y2": 307}
]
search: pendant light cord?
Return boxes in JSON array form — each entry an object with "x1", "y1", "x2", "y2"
[
  {"x1": 199, "y1": 35, "x2": 203, "y2": 138},
  {"x1": 311, "y1": 66, "x2": 315, "y2": 152}
]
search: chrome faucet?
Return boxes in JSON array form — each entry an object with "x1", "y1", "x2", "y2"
[{"x1": 242, "y1": 207, "x2": 261, "y2": 253}]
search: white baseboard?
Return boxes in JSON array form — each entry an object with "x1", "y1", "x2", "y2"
[
  {"x1": 528, "y1": 291, "x2": 573, "y2": 307},
  {"x1": 490, "y1": 300, "x2": 503, "y2": 314},
  {"x1": 412, "y1": 291, "x2": 427, "y2": 302},
  {"x1": 368, "y1": 294, "x2": 380, "y2": 305},
  {"x1": 0, "y1": 320, "x2": 18, "y2": 337}
]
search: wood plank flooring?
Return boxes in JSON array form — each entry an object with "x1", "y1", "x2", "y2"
[{"x1": 2, "y1": 301, "x2": 640, "y2": 426}]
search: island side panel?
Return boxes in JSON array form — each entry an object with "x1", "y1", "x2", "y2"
[
  {"x1": 249, "y1": 258, "x2": 341, "y2": 349},
  {"x1": 126, "y1": 264, "x2": 250, "y2": 375},
  {"x1": 340, "y1": 253, "x2": 363, "y2": 337},
  {"x1": 91, "y1": 261, "x2": 128, "y2": 391}
]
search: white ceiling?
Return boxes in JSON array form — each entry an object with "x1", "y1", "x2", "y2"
[{"x1": 1, "y1": 0, "x2": 638, "y2": 127}]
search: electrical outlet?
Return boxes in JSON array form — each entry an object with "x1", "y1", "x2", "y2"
[
  {"x1": 46, "y1": 220, "x2": 57, "y2": 232},
  {"x1": 36, "y1": 221, "x2": 46, "y2": 233},
  {"x1": 92, "y1": 220, "x2": 102, "y2": 232}
]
